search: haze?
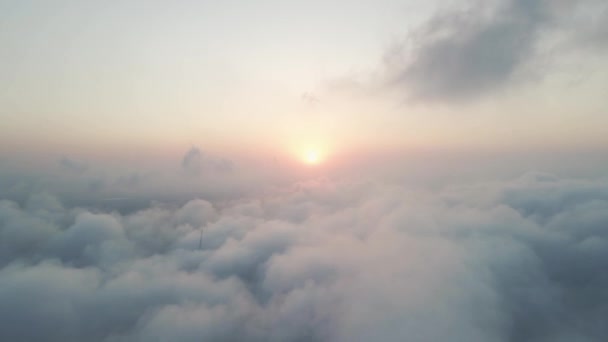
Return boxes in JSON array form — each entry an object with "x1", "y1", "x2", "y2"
[{"x1": 1, "y1": 0, "x2": 608, "y2": 341}]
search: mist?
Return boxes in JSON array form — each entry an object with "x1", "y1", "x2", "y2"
[
  {"x1": 2, "y1": 0, "x2": 608, "y2": 340},
  {"x1": 2, "y1": 147, "x2": 608, "y2": 341}
]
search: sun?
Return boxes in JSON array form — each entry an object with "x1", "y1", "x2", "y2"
[
  {"x1": 304, "y1": 150, "x2": 321, "y2": 165},
  {"x1": 293, "y1": 142, "x2": 328, "y2": 166}
]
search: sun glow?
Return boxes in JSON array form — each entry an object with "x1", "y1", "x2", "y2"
[
  {"x1": 303, "y1": 149, "x2": 322, "y2": 165},
  {"x1": 292, "y1": 140, "x2": 329, "y2": 166},
  {"x1": 305, "y1": 150, "x2": 320, "y2": 164}
]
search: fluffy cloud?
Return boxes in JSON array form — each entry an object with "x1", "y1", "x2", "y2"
[
  {"x1": 1, "y1": 172, "x2": 608, "y2": 341},
  {"x1": 382, "y1": 0, "x2": 608, "y2": 102}
]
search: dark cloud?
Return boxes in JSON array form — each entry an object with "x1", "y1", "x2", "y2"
[
  {"x1": 2, "y1": 172, "x2": 608, "y2": 341},
  {"x1": 383, "y1": 0, "x2": 608, "y2": 103},
  {"x1": 385, "y1": 0, "x2": 549, "y2": 102}
]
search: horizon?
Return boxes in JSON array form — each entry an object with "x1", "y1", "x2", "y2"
[{"x1": 1, "y1": 0, "x2": 608, "y2": 341}]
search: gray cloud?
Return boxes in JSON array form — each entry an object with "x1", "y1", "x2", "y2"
[
  {"x1": 59, "y1": 156, "x2": 88, "y2": 174},
  {"x1": 577, "y1": 4, "x2": 608, "y2": 49},
  {"x1": 2, "y1": 172, "x2": 608, "y2": 341},
  {"x1": 383, "y1": 0, "x2": 608, "y2": 103},
  {"x1": 386, "y1": 0, "x2": 549, "y2": 102},
  {"x1": 181, "y1": 146, "x2": 203, "y2": 176},
  {"x1": 181, "y1": 146, "x2": 234, "y2": 176}
]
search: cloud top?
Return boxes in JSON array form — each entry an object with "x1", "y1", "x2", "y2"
[{"x1": 1, "y1": 172, "x2": 608, "y2": 341}]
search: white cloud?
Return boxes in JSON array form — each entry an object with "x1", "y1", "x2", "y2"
[{"x1": 1, "y1": 172, "x2": 608, "y2": 341}]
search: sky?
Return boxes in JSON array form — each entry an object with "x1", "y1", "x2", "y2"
[
  {"x1": 1, "y1": 0, "x2": 606, "y2": 161},
  {"x1": 1, "y1": 0, "x2": 608, "y2": 341}
]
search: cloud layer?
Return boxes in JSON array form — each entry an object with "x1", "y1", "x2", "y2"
[{"x1": 2, "y1": 172, "x2": 608, "y2": 341}]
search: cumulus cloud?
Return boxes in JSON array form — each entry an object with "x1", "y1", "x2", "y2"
[
  {"x1": 2, "y1": 172, "x2": 608, "y2": 341},
  {"x1": 381, "y1": 0, "x2": 608, "y2": 102}
]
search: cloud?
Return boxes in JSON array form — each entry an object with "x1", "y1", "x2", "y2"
[
  {"x1": 384, "y1": 0, "x2": 550, "y2": 102},
  {"x1": 576, "y1": 3, "x2": 608, "y2": 50},
  {"x1": 181, "y1": 146, "x2": 234, "y2": 176},
  {"x1": 2, "y1": 172, "x2": 608, "y2": 341},
  {"x1": 59, "y1": 156, "x2": 88, "y2": 174},
  {"x1": 181, "y1": 146, "x2": 203, "y2": 175},
  {"x1": 301, "y1": 92, "x2": 322, "y2": 108},
  {"x1": 379, "y1": 0, "x2": 608, "y2": 103}
]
